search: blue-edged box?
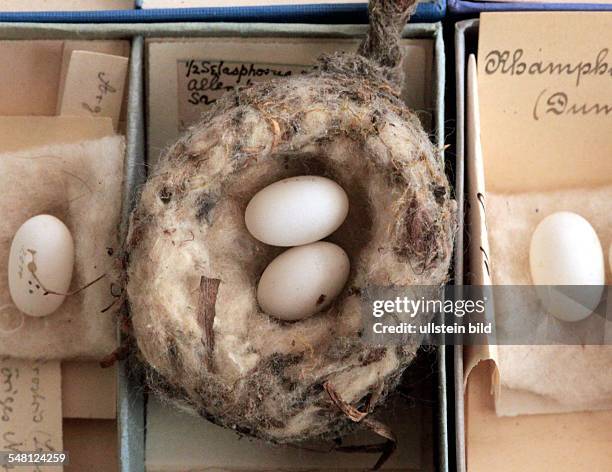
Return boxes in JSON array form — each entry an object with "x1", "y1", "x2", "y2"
[
  {"x1": 0, "y1": 19, "x2": 448, "y2": 472},
  {"x1": 448, "y1": 0, "x2": 612, "y2": 16},
  {"x1": 137, "y1": 20, "x2": 449, "y2": 472},
  {"x1": 132, "y1": 1, "x2": 447, "y2": 23},
  {"x1": 454, "y1": 17, "x2": 612, "y2": 472},
  {"x1": 0, "y1": 21, "x2": 146, "y2": 472}
]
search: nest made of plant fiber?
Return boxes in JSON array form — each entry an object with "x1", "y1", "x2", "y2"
[{"x1": 123, "y1": 0, "x2": 456, "y2": 459}]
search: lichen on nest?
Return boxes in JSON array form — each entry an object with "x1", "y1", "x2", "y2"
[{"x1": 122, "y1": 0, "x2": 456, "y2": 465}]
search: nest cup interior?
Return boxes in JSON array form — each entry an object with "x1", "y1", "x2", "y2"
[{"x1": 220, "y1": 152, "x2": 374, "y2": 293}]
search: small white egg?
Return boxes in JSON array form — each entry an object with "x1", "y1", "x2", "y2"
[
  {"x1": 257, "y1": 241, "x2": 350, "y2": 321},
  {"x1": 529, "y1": 211, "x2": 604, "y2": 322},
  {"x1": 8, "y1": 215, "x2": 75, "y2": 317},
  {"x1": 245, "y1": 176, "x2": 349, "y2": 247}
]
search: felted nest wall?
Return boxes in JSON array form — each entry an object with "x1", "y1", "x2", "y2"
[{"x1": 125, "y1": 0, "x2": 455, "y2": 447}]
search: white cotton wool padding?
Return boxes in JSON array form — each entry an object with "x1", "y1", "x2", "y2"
[{"x1": 487, "y1": 185, "x2": 612, "y2": 411}]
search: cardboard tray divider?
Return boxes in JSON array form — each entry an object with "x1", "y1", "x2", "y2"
[{"x1": 453, "y1": 18, "x2": 479, "y2": 472}]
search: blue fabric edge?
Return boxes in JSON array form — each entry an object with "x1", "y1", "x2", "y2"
[
  {"x1": 448, "y1": 0, "x2": 612, "y2": 14},
  {"x1": 0, "y1": 2, "x2": 446, "y2": 23}
]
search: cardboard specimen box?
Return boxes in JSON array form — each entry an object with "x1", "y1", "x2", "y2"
[
  {"x1": 143, "y1": 22, "x2": 447, "y2": 472},
  {"x1": 0, "y1": 21, "x2": 447, "y2": 472},
  {"x1": 0, "y1": 39, "x2": 130, "y2": 362},
  {"x1": 0, "y1": 35, "x2": 134, "y2": 472},
  {"x1": 455, "y1": 14, "x2": 612, "y2": 472}
]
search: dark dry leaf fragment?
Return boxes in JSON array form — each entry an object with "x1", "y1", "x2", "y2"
[{"x1": 197, "y1": 276, "x2": 221, "y2": 372}]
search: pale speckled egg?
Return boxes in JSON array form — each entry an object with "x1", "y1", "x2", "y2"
[
  {"x1": 257, "y1": 241, "x2": 350, "y2": 321},
  {"x1": 529, "y1": 211, "x2": 604, "y2": 322},
  {"x1": 245, "y1": 176, "x2": 349, "y2": 247},
  {"x1": 8, "y1": 215, "x2": 75, "y2": 317}
]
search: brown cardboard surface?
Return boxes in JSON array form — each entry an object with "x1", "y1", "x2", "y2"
[
  {"x1": 146, "y1": 37, "x2": 433, "y2": 166},
  {"x1": 0, "y1": 41, "x2": 64, "y2": 116},
  {"x1": 0, "y1": 116, "x2": 113, "y2": 152},
  {"x1": 477, "y1": 12, "x2": 612, "y2": 193},
  {"x1": 0, "y1": 359, "x2": 63, "y2": 472},
  {"x1": 466, "y1": 361, "x2": 612, "y2": 471},
  {"x1": 0, "y1": 40, "x2": 129, "y2": 117},
  {"x1": 61, "y1": 362, "x2": 116, "y2": 419},
  {"x1": 63, "y1": 419, "x2": 118, "y2": 472}
]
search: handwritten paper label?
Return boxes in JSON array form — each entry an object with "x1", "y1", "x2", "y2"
[
  {"x1": 177, "y1": 59, "x2": 309, "y2": 130},
  {"x1": 58, "y1": 50, "x2": 128, "y2": 129},
  {"x1": 0, "y1": 359, "x2": 62, "y2": 472},
  {"x1": 477, "y1": 12, "x2": 612, "y2": 193},
  {"x1": 147, "y1": 38, "x2": 431, "y2": 167}
]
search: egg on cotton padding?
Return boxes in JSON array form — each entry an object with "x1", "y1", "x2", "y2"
[
  {"x1": 529, "y1": 211, "x2": 605, "y2": 322},
  {"x1": 8, "y1": 214, "x2": 74, "y2": 317}
]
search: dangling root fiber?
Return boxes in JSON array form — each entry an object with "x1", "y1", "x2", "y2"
[
  {"x1": 325, "y1": 381, "x2": 396, "y2": 470},
  {"x1": 100, "y1": 344, "x2": 130, "y2": 368}
]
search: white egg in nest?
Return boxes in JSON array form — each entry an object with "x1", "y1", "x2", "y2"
[
  {"x1": 257, "y1": 241, "x2": 350, "y2": 322},
  {"x1": 245, "y1": 176, "x2": 349, "y2": 247}
]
